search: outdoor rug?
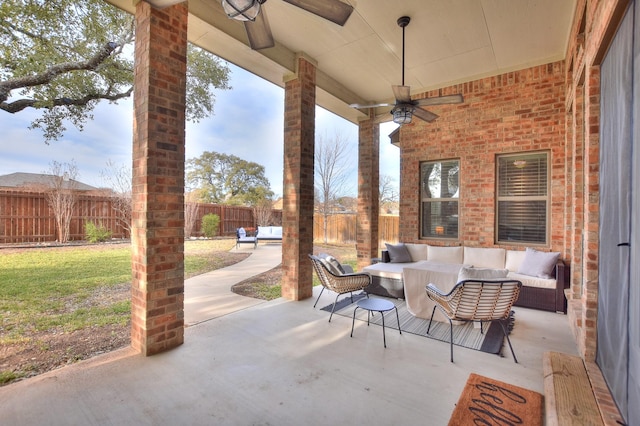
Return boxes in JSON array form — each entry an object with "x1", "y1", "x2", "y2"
[
  {"x1": 321, "y1": 293, "x2": 514, "y2": 355},
  {"x1": 448, "y1": 373, "x2": 543, "y2": 425}
]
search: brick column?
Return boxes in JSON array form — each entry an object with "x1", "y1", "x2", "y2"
[
  {"x1": 356, "y1": 114, "x2": 380, "y2": 271},
  {"x1": 281, "y1": 55, "x2": 316, "y2": 300},
  {"x1": 131, "y1": 1, "x2": 187, "y2": 355}
]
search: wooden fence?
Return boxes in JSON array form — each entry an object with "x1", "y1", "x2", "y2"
[
  {"x1": 313, "y1": 214, "x2": 399, "y2": 246},
  {"x1": 0, "y1": 189, "x2": 397, "y2": 244}
]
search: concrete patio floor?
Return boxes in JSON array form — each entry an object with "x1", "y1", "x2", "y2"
[{"x1": 0, "y1": 246, "x2": 578, "y2": 425}]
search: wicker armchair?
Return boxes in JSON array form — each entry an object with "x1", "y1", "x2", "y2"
[
  {"x1": 426, "y1": 279, "x2": 522, "y2": 363},
  {"x1": 309, "y1": 254, "x2": 370, "y2": 322}
]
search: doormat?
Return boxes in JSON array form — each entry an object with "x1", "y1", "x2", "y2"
[
  {"x1": 448, "y1": 373, "x2": 543, "y2": 426},
  {"x1": 321, "y1": 293, "x2": 514, "y2": 355}
]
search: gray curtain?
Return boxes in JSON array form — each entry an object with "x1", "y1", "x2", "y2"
[{"x1": 598, "y1": 2, "x2": 635, "y2": 423}]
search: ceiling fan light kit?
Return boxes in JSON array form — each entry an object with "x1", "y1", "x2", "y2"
[
  {"x1": 392, "y1": 104, "x2": 414, "y2": 124},
  {"x1": 222, "y1": 0, "x2": 265, "y2": 21}
]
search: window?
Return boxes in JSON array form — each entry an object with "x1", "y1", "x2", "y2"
[
  {"x1": 420, "y1": 160, "x2": 459, "y2": 239},
  {"x1": 496, "y1": 152, "x2": 549, "y2": 244}
]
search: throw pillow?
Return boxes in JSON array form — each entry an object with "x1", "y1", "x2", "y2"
[
  {"x1": 318, "y1": 253, "x2": 345, "y2": 275},
  {"x1": 385, "y1": 243, "x2": 412, "y2": 263},
  {"x1": 517, "y1": 248, "x2": 560, "y2": 279},
  {"x1": 237, "y1": 227, "x2": 246, "y2": 238},
  {"x1": 457, "y1": 266, "x2": 509, "y2": 283}
]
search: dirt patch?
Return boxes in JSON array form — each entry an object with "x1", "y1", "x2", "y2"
[{"x1": 0, "y1": 248, "x2": 248, "y2": 386}]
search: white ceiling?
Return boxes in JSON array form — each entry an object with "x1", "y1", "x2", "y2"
[{"x1": 107, "y1": 0, "x2": 576, "y2": 124}]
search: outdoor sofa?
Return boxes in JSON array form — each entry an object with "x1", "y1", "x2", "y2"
[
  {"x1": 362, "y1": 244, "x2": 567, "y2": 314},
  {"x1": 256, "y1": 226, "x2": 283, "y2": 243}
]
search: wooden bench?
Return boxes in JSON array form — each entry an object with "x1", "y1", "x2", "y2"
[{"x1": 543, "y1": 351, "x2": 603, "y2": 425}]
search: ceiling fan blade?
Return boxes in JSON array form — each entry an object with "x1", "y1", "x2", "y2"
[
  {"x1": 415, "y1": 93, "x2": 464, "y2": 107},
  {"x1": 283, "y1": 0, "x2": 354, "y2": 26},
  {"x1": 244, "y1": 8, "x2": 274, "y2": 50},
  {"x1": 413, "y1": 107, "x2": 439, "y2": 123},
  {"x1": 349, "y1": 102, "x2": 394, "y2": 109},
  {"x1": 392, "y1": 85, "x2": 412, "y2": 103}
]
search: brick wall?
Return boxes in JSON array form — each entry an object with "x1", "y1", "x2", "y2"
[{"x1": 397, "y1": 63, "x2": 566, "y2": 253}]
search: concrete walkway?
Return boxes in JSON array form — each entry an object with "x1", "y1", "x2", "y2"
[{"x1": 184, "y1": 243, "x2": 282, "y2": 326}]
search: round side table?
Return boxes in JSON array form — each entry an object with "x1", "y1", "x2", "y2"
[{"x1": 350, "y1": 298, "x2": 402, "y2": 348}]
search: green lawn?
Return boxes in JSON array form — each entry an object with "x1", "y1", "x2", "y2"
[{"x1": 0, "y1": 239, "x2": 237, "y2": 344}]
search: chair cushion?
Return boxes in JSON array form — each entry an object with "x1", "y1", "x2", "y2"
[
  {"x1": 385, "y1": 243, "x2": 412, "y2": 263},
  {"x1": 457, "y1": 266, "x2": 509, "y2": 283},
  {"x1": 517, "y1": 248, "x2": 560, "y2": 279},
  {"x1": 318, "y1": 253, "x2": 345, "y2": 275}
]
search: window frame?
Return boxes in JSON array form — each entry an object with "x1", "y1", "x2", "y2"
[
  {"x1": 419, "y1": 159, "x2": 460, "y2": 240},
  {"x1": 495, "y1": 151, "x2": 550, "y2": 245}
]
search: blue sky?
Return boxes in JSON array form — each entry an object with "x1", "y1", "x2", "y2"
[{"x1": 0, "y1": 63, "x2": 399, "y2": 198}]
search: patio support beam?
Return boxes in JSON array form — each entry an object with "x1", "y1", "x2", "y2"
[
  {"x1": 131, "y1": 1, "x2": 188, "y2": 355},
  {"x1": 281, "y1": 54, "x2": 316, "y2": 300},
  {"x1": 356, "y1": 113, "x2": 380, "y2": 270}
]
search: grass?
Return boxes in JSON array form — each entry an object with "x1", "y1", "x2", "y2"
[{"x1": 0, "y1": 239, "x2": 237, "y2": 344}]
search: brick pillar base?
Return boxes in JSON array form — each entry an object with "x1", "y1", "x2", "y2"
[
  {"x1": 131, "y1": 1, "x2": 187, "y2": 355},
  {"x1": 357, "y1": 115, "x2": 380, "y2": 271},
  {"x1": 282, "y1": 55, "x2": 316, "y2": 301}
]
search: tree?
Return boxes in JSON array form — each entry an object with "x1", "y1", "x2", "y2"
[
  {"x1": 44, "y1": 161, "x2": 79, "y2": 243},
  {"x1": 184, "y1": 190, "x2": 201, "y2": 238},
  {"x1": 253, "y1": 198, "x2": 276, "y2": 227},
  {"x1": 100, "y1": 160, "x2": 132, "y2": 237},
  {"x1": 379, "y1": 174, "x2": 399, "y2": 214},
  {"x1": 314, "y1": 131, "x2": 354, "y2": 243},
  {"x1": 0, "y1": 0, "x2": 231, "y2": 142},
  {"x1": 186, "y1": 151, "x2": 273, "y2": 205}
]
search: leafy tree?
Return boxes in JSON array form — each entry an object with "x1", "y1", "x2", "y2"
[
  {"x1": 186, "y1": 151, "x2": 273, "y2": 206},
  {"x1": 0, "y1": 0, "x2": 231, "y2": 142},
  {"x1": 314, "y1": 131, "x2": 354, "y2": 243}
]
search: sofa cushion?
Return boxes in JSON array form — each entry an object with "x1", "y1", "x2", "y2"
[
  {"x1": 507, "y1": 272, "x2": 557, "y2": 289},
  {"x1": 518, "y1": 248, "x2": 560, "y2": 279},
  {"x1": 427, "y1": 245, "x2": 463, "y2": 264},
  {"x1": 457, "y1": 266, "x2": 509, "y2": 283},
  {"x1": 463, "y1": 247, "x2": 506, "y2": 269},
  {"x1": 505, "y1": 250, "x2": 527, "y2": 272},
  {"x1": 385, "y1": 243, "x2": 412, "y2": 263},
  {"x1": 363, "y1": 261, "x2": 424, "y2": 279},
  {"x1": 273, "y1": 226, "x2": 283, "y2": 236},
  {"x1": 405, "y1": 243, "x2": 429, "y2": 262}
]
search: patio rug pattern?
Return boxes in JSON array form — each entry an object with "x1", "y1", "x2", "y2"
[
  {"x1": 321, "y1": 293, "x2": 514, "y2": 355},
  {"x1": 448, "y1": 373, "x2": 543, "y2": 425}
]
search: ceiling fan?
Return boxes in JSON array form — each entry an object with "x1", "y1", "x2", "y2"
[
  {"x1": 350, "y1": 16, "x2": 464, "y2": 125},
  {"x1": 221, "y1": 0, "x2": 354, "y2": 50}
]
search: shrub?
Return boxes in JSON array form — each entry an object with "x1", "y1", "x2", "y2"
[
  {"x1": 85, "y1": 220, "x2": 112, "y2": 243},
  {"x1": 201, "y1": 213, "x2": 220, "y2": 238}
]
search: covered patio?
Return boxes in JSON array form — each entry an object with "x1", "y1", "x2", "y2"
[
  {"x1": 3, "y1": 0, "x2": 637, "y2": 424},
  {"x1": 0, "y1": 287, "x2": 577, "y2": 424}
]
